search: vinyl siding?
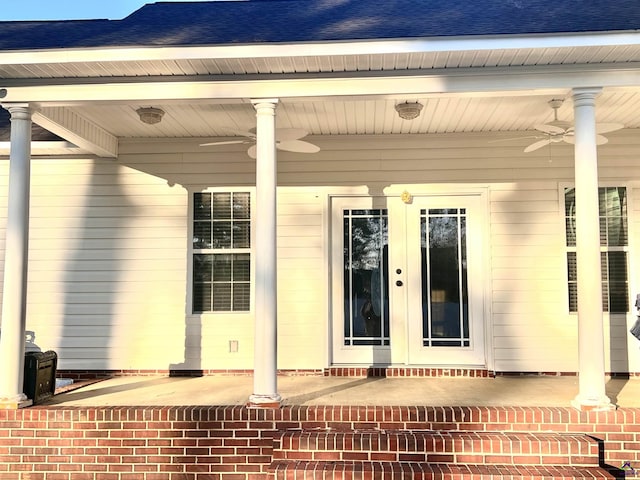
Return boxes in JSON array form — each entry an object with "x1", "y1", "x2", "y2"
[
  {"x1": 12, "y1": 158, "x2": 188, "y2": 370},
  {"x1": 0, "y1": 130, "x2": 638, "y2": 372}
]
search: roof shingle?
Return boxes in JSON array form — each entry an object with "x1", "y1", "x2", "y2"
[{"x1": 0, "y1": 0, "x2": 638, "y2": 51}]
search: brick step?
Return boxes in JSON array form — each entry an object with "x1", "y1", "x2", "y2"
[
  {"x1": 270, "y1": 460, "x2": 616, "y2": 480},
  {"x1": 274, "y1": 430, "x2": 600, "y2": 466}
]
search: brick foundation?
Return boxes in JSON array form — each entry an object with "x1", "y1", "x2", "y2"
[{"x1": 1, "y1": 405, "x2": 638, "y2": 479}]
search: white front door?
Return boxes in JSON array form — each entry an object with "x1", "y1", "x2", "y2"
[{"x1": 331, "y1": 192, "x2": 487, "y2": 367}]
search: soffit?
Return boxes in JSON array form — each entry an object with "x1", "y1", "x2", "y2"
[{"x1": 1, "y1": 44, "x2": 640, "y2": 80}]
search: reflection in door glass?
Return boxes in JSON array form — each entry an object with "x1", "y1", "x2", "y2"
[
  {"x1": 421, "y1": 208, "x2": 469, "y2": 347},
  {"x1": 343, "y1": 209, "x2": 389, "y2": 346}
]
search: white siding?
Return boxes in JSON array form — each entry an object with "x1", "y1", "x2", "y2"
[
  {"x1": 6, "y1": 158, "x2": 189, "y2": 370},
  {"x1": 489, "y1": 183, "x2": 575, "y2": 371},
  {"x1": 1, "y1": 129, "x2": 638, "y2": 373}
]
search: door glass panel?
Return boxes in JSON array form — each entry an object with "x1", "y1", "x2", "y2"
[
  {"x1": 421, "y1": 208, "x2": 469, "y2": 347},
  {"x1": 343, "y1": 209, "x2": 389, "y2": 346}
]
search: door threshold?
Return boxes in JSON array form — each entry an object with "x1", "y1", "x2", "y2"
[{"x1": 326, "y1": 366, "x2": 493, "y2": 378}]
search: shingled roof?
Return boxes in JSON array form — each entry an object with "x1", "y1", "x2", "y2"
[{"x1": 0, "y1": 0, "x2": 639, "y2": 51}]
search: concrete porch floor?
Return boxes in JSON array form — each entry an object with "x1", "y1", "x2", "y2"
[{"x1": 41, "y1": 375, "x2": 640, "y2": 408}]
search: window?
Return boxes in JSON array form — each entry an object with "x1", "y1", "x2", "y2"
[
  {"x1": 192, "y1": 191, "x2": 251, "y2": 312},
  {"x1": 565, "y1": 187, "x2": 629, "y2": 313}
]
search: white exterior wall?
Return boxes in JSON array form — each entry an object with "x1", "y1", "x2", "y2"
[
  {"x1": 490, "y1": 183, "x2": 575, "y2": 371},
  {"x1": 0, "y1": 158, "x2": 188, "y2": 370},
  {"x1": 1, "y1": 130, "x2": 639, "y2": 373}
]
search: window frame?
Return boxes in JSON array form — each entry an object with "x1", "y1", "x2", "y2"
[
  {"x1": 561, "y1": 182, "x2": 631, "y2": 314},
  {"x1": 187, "y1": 187, "x2": 255, "y2": 315}
]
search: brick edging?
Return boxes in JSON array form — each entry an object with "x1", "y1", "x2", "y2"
[{"x1": 1, "y1": 405, "x2": 638, "y2": 479}]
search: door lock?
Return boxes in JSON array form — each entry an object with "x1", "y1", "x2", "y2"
[{"x1": 396, "y1": 280, "x2": 403, "y2": 287}]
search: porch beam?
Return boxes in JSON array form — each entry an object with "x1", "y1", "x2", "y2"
[
  {"x1": 248, "y1": 98, "x2": 281, "y2": 408},
  {"x1": 1, "y1": 63, "x2": 640, "y2": 105},
  {"x1": 0, "y1": 104, "x2": 34, "y2": 409},
  {"x1": 32, "y1": 107, "x2": 118, "y2": 158},
  {"x1": 570, "y1": 87, "x2": 614, "y2": 412}
]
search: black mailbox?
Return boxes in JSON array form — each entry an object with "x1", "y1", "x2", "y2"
[{"x1": 23, "y1": 350, "x2": 57, "y2": 403}]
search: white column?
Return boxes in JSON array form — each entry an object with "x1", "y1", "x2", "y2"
[
  {"x1": 570, "y1": 88, "x2": 613, "y2": 411},
  {"x1": 248, "y1": 99, "x2": 281, "y2": 407},
  {"x1": 0, "y1": 105, "x2": 33, "y2": 408}
]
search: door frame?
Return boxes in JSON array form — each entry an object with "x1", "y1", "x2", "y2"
[{"x1": 329, "y1": 187, "x2": 492, "y2": 367}]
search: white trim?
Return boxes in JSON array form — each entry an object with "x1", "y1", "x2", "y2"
[
  {"x1": 559, "y1": 181, "x2": 574, "y2": 315},
  {"x1": 627, "y1": 184, "x2": 639, "y2": 323},
  {"x1": 2, "y1": 63, "x2": 640, "y2": 104},
  {"x1": 321, "y1": 191, "x2": 332, "y2": 369},
  {"x1": 0, "y1": 31, "x2": 638, "y2": 65},
  {"x1": 480, "y1": 188, "x2": 494, "y2": 372}
]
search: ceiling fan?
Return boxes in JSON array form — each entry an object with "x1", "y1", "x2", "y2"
[
  {"x1": 200, "y1": 128, "x2": 320, "y2": 158},
  {"x1": 523, "y1": 99, "x2": 623, "y2": 153}
]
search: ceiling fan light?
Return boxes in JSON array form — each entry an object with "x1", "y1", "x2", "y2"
[
  {"x1": 548, "y1": 98, "x2": 564, "y2": 110},
  {"x1": 395, "y1": 102, "x2": 423, "y2": 120}
]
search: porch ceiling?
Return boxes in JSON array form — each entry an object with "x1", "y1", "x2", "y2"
[
  {"x1": 73, "y1": 91, "x2": 640, "y2": 140},
  {"x1": 1, "y1": 88, "x2": 637, "y2": 158},
  {"x1": 1, "y1": 43, "x2": 639, "y2": 152}
]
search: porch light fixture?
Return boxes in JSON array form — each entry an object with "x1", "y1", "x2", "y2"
[
  {"x1": 136, "y1": 107, "x2": 165, "y2": 125},
  {"x1": 395, "y1": 102, "x2": 423, "y2": 120}
]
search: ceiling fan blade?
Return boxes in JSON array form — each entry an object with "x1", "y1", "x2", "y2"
[
  {"x1": 562, "y1": 134, "x2": 609, "y2": 145},
  {"x1": 223, "y1": 128, "x2": 257, "y2": 139},
  {"x1": 534, "y1": 124, "x2": 566, "y2": 135},
  {"x1": 275, "y1": 128, "x2": 309, "y2": 142},
  {"x1": 524, "y1": 138, "x2": 552, "y2": 153},
  {"x1": 277, "y1": 140, "x2": 320, "y2": 154},
  {"x1": 596, "y1": 123, "x2": 624, "y2": 134},
  {"x1": 200, "y1": 140, "x2": 248, "y2": 146},
  {"x1": 488, "y1": 135, "x2": 544, "y2": 144}
]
